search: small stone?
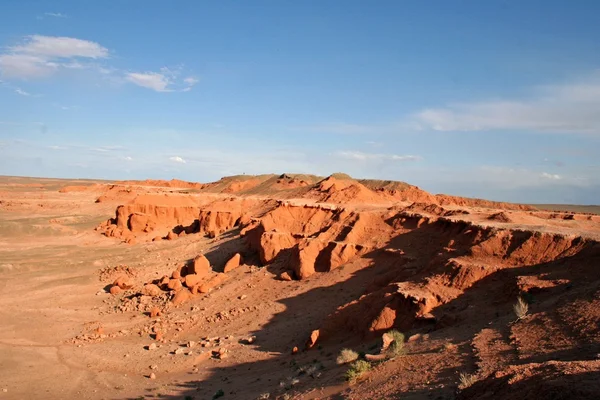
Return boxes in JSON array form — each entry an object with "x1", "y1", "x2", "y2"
[
  {"x1": 279, "y1": 272, "x2": 293, "y2": 281},
  {"x1": 149, "y1": 307, "x2": 161, "y2": 318},
  {"x1": 238, "y1": 295, "x2": 247, "y2": 300},
  {"x1": 174, "y1": 348, "x2": 184, "y2": 355},
  {"x1": 292, "y1": 346, "x2": 299, "y2": 355},
  {"x1": 187, "y1": 341, "x2": 196, "y2": 348},
  {"x1": 150, "y1": 365, "x2": 158, "y2": 370},
  {"x1": 149, "y1": 373, "x2": 156, "y2": 380},
  {"x1": 147, "y1": 343, "x2": 157, "y2": 351}
]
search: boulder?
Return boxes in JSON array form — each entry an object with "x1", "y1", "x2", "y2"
[
  {"x1": 198, "y1": 273, "x2": 229, "y2": 293},
  {"x1": 184, "y1": 273, "x2": 203, "y2": 288},
  {"x1": 189, "y1": 254, "x2": 211, "y2": 277},
  {"x1": 143, "y1": 284, "x2": 162, "y2": 297},
  {"x1": 223, "y1": 253, "x2": 242, "y2": 273},
  {"x1": 171, "y1": 289, "x2": 191, "y2": 306},
  {"x1": 167, "y1": 279, "x2": 183, "y2": 292},
  {"x1": 109, "y1": 285, "x2": 121, "y2": 295}
]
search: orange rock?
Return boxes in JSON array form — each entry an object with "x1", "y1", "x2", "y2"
[
  {"x1": 109, "y1": 285, "x2": 121, "y2": 295},
  {"x1": 113, "y1": 275, "x2": 133, "y2": 289},
  {"x1": 184, "y1": 273, "x2": 203, "y2": 288},
  {"x1": 143, "y1": 284, "x2": 162, "y2": 297},
  {"x1": 306, "y1": 329, "x2": 320, "y2": 349},
  {"x1": 171, "y1": 289, "x2": 191, "y2": 306},
  {"x1": 159, "y1": 276, "x2": 170, "y2": 288},
  {"x1": 167, "y1": 279, "x2": 183, "y2": 292},
  {"x1": 198, "y1": 273, "x2": 229, "y2": 293},
  {"x1": 189, "y1": 254, "x2": 211, "y2": 277},
  {"x1": 154, "y1": 331, "x2": 163, "y2": 341},
  {"x1": 279, "y1": 271, "x2": 293, "y2": 281},
  {"x1": 150, "y1": 306, "x2": 161, "y2": 318},
  {"x1": 292, "y1": 346, "x2": 299, "y2": 355},
  {"x1": 166, "y1": 231, "x2": 177, "y2": 240},
  {"x1": 223, "y1": 253, "x2": 242, "y2": 273}
]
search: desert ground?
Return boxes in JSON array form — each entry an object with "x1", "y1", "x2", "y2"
[{"x1": 1, "y1": 174, "x2": 599, "y2": 400}]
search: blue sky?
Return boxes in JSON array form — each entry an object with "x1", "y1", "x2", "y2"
[{"x1": 1, "y1": 1, "x2": 599, "y2": 204}]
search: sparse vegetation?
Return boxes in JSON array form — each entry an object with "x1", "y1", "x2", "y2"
[
  {"x1": 336, "y1": 348, "x2": 359, "y2": 365},
  {"x1": 513, "y1": 296, "x2": 529, "y2": 320},
  {"x1": 458, "y1": 372, "x2": 478, "y2": 390},
  {"x1": 385, "y1": 329, "x2": 405, "y2": 357},
  {"x1": 345, "y1": 360, "x2": 372, "y2": 382}
]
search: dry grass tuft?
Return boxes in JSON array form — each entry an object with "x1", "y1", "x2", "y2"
[
  {"x1": 336, "y1": 348, "x2": 359, "y2": 365},
  {"x1": 513, "y1": 297, "x2": 529, "y2": 320},
  {"x1": 458, "y1": 372, "x2": 478, "y2": 389}
]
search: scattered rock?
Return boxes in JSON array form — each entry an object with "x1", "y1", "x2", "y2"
[
  {"x1": 190, "y1": 254, "x2": 211, "y2": 277},
  {"x1": 147, "y1": 343, "x2": 157, "y2": 351},
  {"x1": 149, "y1": 373, "x2": 156, "y2": 379},
  {"x1": 149, "y1": 306, "x2": 161, "y2": 318},
  {"x1": 213, "y1": 348, "x2": 228, "y2": 359},
  {"x1": 171, "y1": 289, "x2": 191, "y2": 306},
  {"x1": 109, "y1": 285, "x2": 122, "y2": 295},
  {"x1": 279, "y1": 271, "x2": 293, "y2": 281},
  {"x1": 174, "y1": 348, "x2": 185, "y2": 355},
  {"x1": 223, "y1": 253, "x2": 242, "y2": 273},
  {"x1": 167, "y1": 278, "x2": 183, "y2": 292},
  {"x1": 306, "y1": 329, "x2": 320, "y2": 349},
  {"x1": 143, "y1": 284, "x2": 162, "y2": 297},
  {"x1": 184, "y1": 273, "x2": 203, "y2": 288}
]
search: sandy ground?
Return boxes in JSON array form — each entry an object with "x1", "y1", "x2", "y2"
[{"x1": 1, "y1": 175, "x2": 599, "y2": 400}]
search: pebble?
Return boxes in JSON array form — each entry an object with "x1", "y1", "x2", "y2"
[
  {"x1": 174, "y1": 348, "x2": 184, "y2": 355},
  {"x1": 149, "y1": 373, "x2": 156, "y2": 380},
  {"x1": 148, "y1": 343, "x2": 157, "y2": 351}
]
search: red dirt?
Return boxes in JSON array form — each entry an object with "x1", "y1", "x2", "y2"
[{"x1": 2, "y1": 174, "x2": 600, "y2": 400}]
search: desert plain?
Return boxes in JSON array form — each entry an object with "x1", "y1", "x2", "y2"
[{"x1": 1, "y1": 173, "x2": 599, "y2": 400}]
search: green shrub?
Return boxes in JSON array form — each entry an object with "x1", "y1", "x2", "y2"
[
  {"x1": 345, "y1": 360, "x2": 371, "y2": 381},
  {"x1": 385, "y1": 329, "x2": 405, "y2": 357}
]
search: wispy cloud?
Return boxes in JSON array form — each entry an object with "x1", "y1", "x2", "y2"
[
  {"x1": 126, "y1": 70, "x2": 199, "y2": 92},
  {"x1": 541, "y1": 172, "x2": 561, "y2": 180},
  {"x1": 414, "y1": 73, "x2": 600, "y2": 134},
  {"x1": 0, "y1": 35, "x2": 109, "y2": 79},
  {"x1": 126, "y1": 72, "x2": 172, "y2": 92},
  {"x1": 40, "y1": 12, "x2": 68, "y2": 19},
  {"x1": 0, "y1": 35, "x2": 197, "y2": 94},
  {"x1": 15, "y1": 88, "x2": 31, "y2": 96},
  {"x1": 334, "y1": 150, "x2": 422, "y2": 162},
  {"x1": 169, "y1": 156, "x2": 186, "y2": 163}
]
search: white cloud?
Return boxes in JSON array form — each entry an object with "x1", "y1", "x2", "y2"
[
  {"x1": 184, "y1": 77, "x2": 199, "y2": 86},
  {"x1": 541, "y1": 172, "x2": 561, "y2": 180},
  {"x1": 414, "y1": 73, "x2": 600, "y2": 134},
  {"x1": 335, "y1": 151, "x2": 421, "y2": 162},
  {"x1": 0, "y1": 54, "x2": 58, "y2": 78},
  {"x1": 15, "y1": 88, "x2": 31, "y2": 96},
  {"x1": 126, "y1": 72, "x2": 172, "y2": 92},
  {"x1": 45, "y1": 12, "x2": 67, "y2": 18},
  {"x1": 0, "y1": 35, "x2": 108, "y2": 79},
  {"x1": 10, "y1": 35, "x2": 108, "y2": 59},
  {"x1": 169, "y1": 156, "x2": 186, "y2": 163}
]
